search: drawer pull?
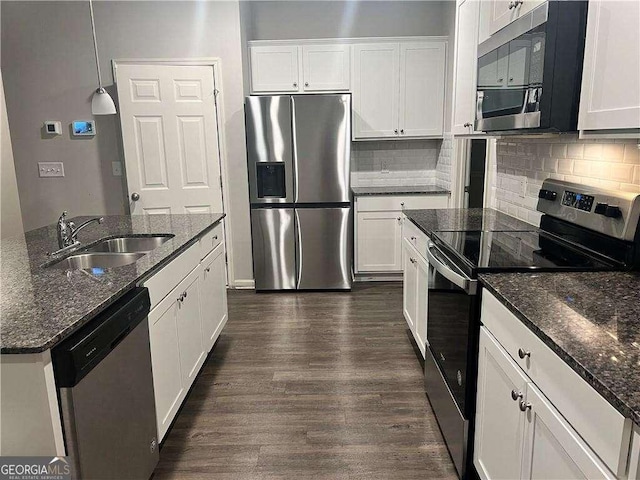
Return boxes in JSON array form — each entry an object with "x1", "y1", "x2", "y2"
[
  {"x1": 205, "y1": 267, "x2": 211, "y2": 273},
  {"x1": 213, "y1": 235, "x2": 218, "y2": 241},
  {"x1": 410, "y1": 257, "x2": 416, "y2": 264},
  {"x1": 518, "y1": 348, "x2": 531, "y2": 359},
  {"x1": 511, "y1": 389, "x2": 523, "y2": 401},
  {"x1": 519, "y1": 401, "x2": 532, "y2": 412},
  {"x1": 411, "y1": 236, "x2": 416, "y2": 241}
]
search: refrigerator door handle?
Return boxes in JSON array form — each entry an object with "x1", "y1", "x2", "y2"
[
  {"x1": 291, "y1": 96, "x2": 299, "y2": 203},
  {"x1": 295, "y1": 209, "x2": 302, "y2": 288}
]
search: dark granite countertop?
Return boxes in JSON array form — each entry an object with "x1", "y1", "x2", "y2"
[
  {"x1": 1, "y1": 214, "x2": 224, "y2": 354},
  {"x1": 352, "y1": 185, "x2": 451, "y2": 196},
  {"x1": 480, "y1": 271, "x2": 640, "y2": 426},
  {"x1": 403, "y1": 208, "x2": 536, "y2": 235}
]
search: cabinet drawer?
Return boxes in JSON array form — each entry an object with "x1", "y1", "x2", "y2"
[
  {"x1": 402, "y1": 217, "x2": 430, "y2": 259},
  {"x1": 481, "y1": 291, "x2": 631, "y2": 476},
  {"x1": 357, "y1": 194, "x2": 449, "y2": 212},
  {"x1": 143, "y1": 241, "x2": 200, "y2": 309},
  {"x1": 199, "y1": 222, "x2": 223, "y2": 260}
]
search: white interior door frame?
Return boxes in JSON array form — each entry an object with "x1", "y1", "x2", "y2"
[{"x1": 112, "y1": 58, "x2": 236, "y2": 287}]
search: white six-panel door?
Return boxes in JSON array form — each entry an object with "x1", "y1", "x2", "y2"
[{"x1": 116, "y1": 64, "x2": 223, "y2": 216}]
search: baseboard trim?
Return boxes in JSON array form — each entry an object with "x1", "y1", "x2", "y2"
[
  {"x1": 355, "y1": 274, "x2": 402, "y2": 282},
  {"x1": 231, "y1": 279, "x2": 255, "y2": 289}
]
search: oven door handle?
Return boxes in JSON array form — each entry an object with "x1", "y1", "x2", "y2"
[{"x1": 426, "y1": 242, "x2": 478, "y2": 295}]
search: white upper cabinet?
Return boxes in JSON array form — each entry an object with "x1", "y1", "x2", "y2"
[
  {"x1": 353, "y1": 41, "x2": 447, "y2": 140},
  {"x1": 452, "y1": 0, "x2": 482, "y2": 135},
  {"x1": 399, "y1": 42, "x2": 446, "y2": 137},
  {"x1": 352, "y1": 43, "x2": 400, "y2": 139},
  {"x1": 250, "y1": 45, "x2": 300, "y2": 93},
  {"x1": 302, "y1": 44, "x2": 350, "y2": 92},
  {"x1": 486, "y1": 0, "x2": 546, "y2": 36},
  {"x1": 578, "y1": 0, "x2": 640, "y2": 133}
]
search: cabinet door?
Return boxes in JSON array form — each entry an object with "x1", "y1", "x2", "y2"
[
  {"x1": 474, "y1": 327, "x2": 529, "y2": 480},
  {"x1": 521, "y1": 383, "x2": 616, "y2": 480},
  {"x1": 402, "y1": 238, "x2": 418, "y2": 334},
  {"x1": 399, "y1": 42, "x2": 446, "y2": 137},
  {"x1": 175, "y1": 269, "x2": 206, "y2": 390},
  {"x1": 356, "y1": 211, "x2": 402, "y2": 273},
  {"x1": 200, "y1": 243, "x2": 228, "y2": 353},
  {"x1": 452, "y1": 0, "x2": 481, "y2": 135},
  {"x1": 302, "y1": 45, "x2": 350, "y2": 92},
  {"x1": 414, "y1": 252, "x2": 429, "y2": 358},
  {"x1": 578, "y1": 0, "x2": 640, "y2": 131},
  {"x1": 250, "y1": 45, "x2": 300, "y2": 93},
  {"x1": 487, "y1": 0, "x2": 545, "y2": 36},
  {"x1": 148, "y1": 297, "x2": 184, "y2": 441},
  {"x1": 352, "y1": 43, "x2": 400, "y2": 139}
]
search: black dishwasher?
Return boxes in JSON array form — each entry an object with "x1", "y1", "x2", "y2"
[{"x1": 53, "y1": 287, "x2": 158, "y2": 480}]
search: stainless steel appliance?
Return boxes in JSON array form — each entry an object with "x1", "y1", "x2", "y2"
[
  {"x1": 423, "y1": 180, "x2": 640, "y2": 478},
  {"x1": 475, "y1": 1, "x2": 587, "y2": 133},
  {"x1": 53, "y1": 288, "x2": 158, "y2": 480},
  {"x1": 246, "y1": 94, "x2": 352, "y2": 290}
]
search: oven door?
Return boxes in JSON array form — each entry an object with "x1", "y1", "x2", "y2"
[{"x1": 425, "y1": 242, "x2": 478, "y2": 477}]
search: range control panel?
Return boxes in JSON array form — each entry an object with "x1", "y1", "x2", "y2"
[
  {"x1": 537, "y1": 179, "x2": 640, "y2": 242},
  {"x1": 561, "y1": 191, "x2": 595, "y2": 212}
]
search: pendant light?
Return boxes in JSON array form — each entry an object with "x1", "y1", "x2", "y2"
[{"x1": 89, "y1": 0, "x2": 116, "y2": 115}]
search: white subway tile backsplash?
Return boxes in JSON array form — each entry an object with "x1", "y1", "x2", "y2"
[{"x1": 489, "y1": 135, "x2": 639, "y2": 227}]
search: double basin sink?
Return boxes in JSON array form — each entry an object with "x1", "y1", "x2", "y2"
[{"x1": 50, "y1": 235, "x2": 174, "y2": 270}]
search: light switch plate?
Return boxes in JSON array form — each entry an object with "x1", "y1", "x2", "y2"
[
  {"x1": 111, "y1": 162, "x2": 122, "y2": 177},
  {"x1": 38, "y1": 162, "x2": 64, "y2": 178}
]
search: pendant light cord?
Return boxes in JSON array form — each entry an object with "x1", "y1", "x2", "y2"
[{"x1": 89, "y1": 0, "x2": 103, "y2": 89}]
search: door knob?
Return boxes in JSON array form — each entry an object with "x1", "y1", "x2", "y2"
[
  {"x1": 511, "y1": 389, "x2": 523, "y2": 401},
  {"x1": 400, "y1": 129, "x2": 405, "y2": 134},
  {"x1": 394, "y1": 129, "x2": 399, "y2": 135},
  {"x1": 519, "y1": 401, "x2": 532, "y2": 412},
  {"x1": 518, "y1": 348, "x2": 531, "y2": 359},
  {"x1": 131, "y1": 192, "x2": 140, "y2": 201}
]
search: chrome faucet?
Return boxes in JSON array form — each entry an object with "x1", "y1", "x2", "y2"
[{"x1": 57, "y1": 211, "x2": 104, "y2": 249}]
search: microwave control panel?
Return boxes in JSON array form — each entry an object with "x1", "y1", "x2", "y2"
[{"x1": 562, "y1": 191, "x2": 595, "y2": 212}]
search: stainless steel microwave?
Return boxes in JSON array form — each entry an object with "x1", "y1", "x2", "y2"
[{"x1": 475, "y1": 1, "x2": 588, "y2": 133}]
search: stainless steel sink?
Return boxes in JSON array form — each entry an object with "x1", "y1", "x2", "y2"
[
  {"x1": 51, "y1": 252, "x2": 145, "y2": 270},
  {"x1": 84, "y1": 235, "x2": 174, "y2": 253}
]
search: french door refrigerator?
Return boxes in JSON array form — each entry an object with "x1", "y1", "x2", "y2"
[{"x1": 246, "y1": 94, "x2": 352, "y2": 291}]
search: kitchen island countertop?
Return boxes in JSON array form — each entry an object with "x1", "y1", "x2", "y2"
[
  {"x1": 480, "y1": 271, "x2": 640, "y2": 426},
  {"x1": 1, "y1": 213, "x2": 224, "y2": 354}
]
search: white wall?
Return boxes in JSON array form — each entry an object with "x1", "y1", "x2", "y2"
[
  {"x1": 0, "y1": 70, "x2": 24, "y2": 239},
  {"x1": 1, "y1": 1, "x2": 253, "y2": 284},
  {"x1": 487, "y1": 136, "x2": 640, "y2": 226}
]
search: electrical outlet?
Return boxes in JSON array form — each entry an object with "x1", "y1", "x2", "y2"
[
  {"x1": 38, "y1": 162, "x2": 64, "y2": 178},
  {"x1": 518, "y1": 177, "x2": 527, "y2": 198},
  {"x1": 381, "y1": 161, "x2": 390, "y2": 174},
  {"x1": 112, "y1": 162, "x2": 123, "y2": 177}
]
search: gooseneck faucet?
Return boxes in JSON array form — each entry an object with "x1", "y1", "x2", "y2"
[{"x1": 57, "y1": 211, "x2": 104, "y2": 249}]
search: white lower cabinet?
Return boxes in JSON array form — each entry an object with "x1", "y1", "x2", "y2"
[
  {"x1": 476, "y1": 318, "x2": 619, "y2": 480},
  {"x1": 401, "y1": 226, "x2": 429, "y2": 358},
  {"x1": 199, "y1": 243, "x2": 228, "y2": 352},
  {"x1": 145, "y1": 228, "x2": 228, "y2": 441},
  {"x1": 357, "y1": 212, "x2": 403, "y2": 273},
  {"x1": 475, "y1": 327, "x2": 528, "y2": 480}
]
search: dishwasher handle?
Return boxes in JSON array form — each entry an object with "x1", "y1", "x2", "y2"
[
  {"x1": 426, "y1": 242, "x2": 478, "y2": 295},
  {"x1": 53, "y1": 287, "x2": 151, "y2": 387}
]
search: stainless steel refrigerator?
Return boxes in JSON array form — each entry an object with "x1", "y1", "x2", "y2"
[{"x1": 246, "y1": 94, "x2": 352, "y2": 291}]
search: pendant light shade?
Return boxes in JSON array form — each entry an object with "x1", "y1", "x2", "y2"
[
  {"x1": 92, "y1": 87, "x2": 117, "y2": 115},
  {"x1": 89, "y1": 0, "x2": 116, "y2": 115}
]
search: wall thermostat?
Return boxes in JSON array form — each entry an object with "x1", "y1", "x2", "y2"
[
  {"x1": 44, "y1": 121, "x2": 62, "y2": 135},
  {"x1": 72, "y1": 120, "x2": 96, "y2": 136}
]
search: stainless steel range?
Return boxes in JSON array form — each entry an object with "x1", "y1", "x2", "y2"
[{"x1": 424, "y1": 179, "x2": 640, "y2": 478}]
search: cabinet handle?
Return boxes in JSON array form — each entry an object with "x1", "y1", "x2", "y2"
[
  {"x1": 463, "y1": 122, "x2": 472, "y2": 128},
  {"x1": 293, "y1": 82, "x2": 298, "y2": 88},
  {"x1": 213, "y1": 235, "x2": 218, "y2": 241},
  {"x1": 410, "y1": 257, "x2": 416, "y2": 264},
  {"x1": 183, "y1": 291, "x2": 188, "y2": 299},
  {"x1": 397, "y1": 216, "x2": 402, "y2": 221},
  {"x1": 498, "y1": 78, "x2": 504, "y2": 82},
  {"x1": 509, "y1": 77, "x2": 514, "y2": 82},
  {"x1": 394, "y1": 129, "x2": 399, "y2": 135},
  {"x1": 305, "y1": 82, "x2": 309, "y2": 87},
  {"x1": 411, "y1": 236, "x2": 416, "y2": 241},
  {"x1": 177, "y1": 293, "x2": 184, "y2": 303},
  {"x1": 400, "y1": 202, "x2": 405, "y2": 207},
  {"x1": 205, "y1": 267, "x2": 211, "y2": 273},
  {"x1": 511, "y1": 389, "x2": 523, "y2": 401},
  {"x1": 518, "y1": 348, "x2": 531, "y2": 359},
  {"x1": 400, "y1": 129, "x2": 405, "y2": 135},
  {"x1": 519, "y1": 401, "x2": 532, "y2": 412}
]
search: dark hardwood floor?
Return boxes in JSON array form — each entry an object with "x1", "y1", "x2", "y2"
[{"x1": 153, "y1": 282, "x2": 457, "y2": 480}]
